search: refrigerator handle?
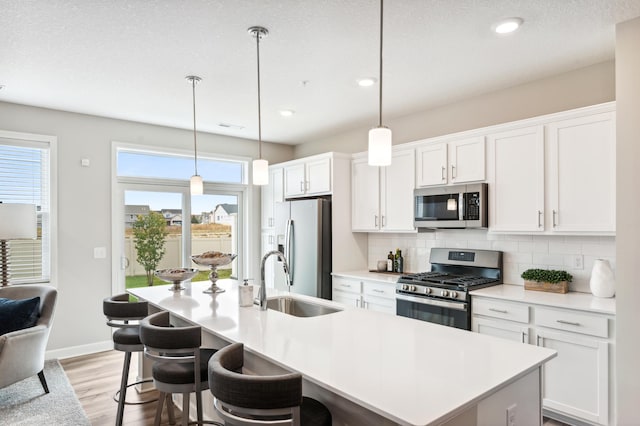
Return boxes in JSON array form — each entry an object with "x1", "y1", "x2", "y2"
[{"x1": 285, "y1": 219, "x2": 294, "y2": 284}]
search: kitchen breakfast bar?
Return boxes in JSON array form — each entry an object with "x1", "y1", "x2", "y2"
[{"x1": 129, "y1": 280, "x2": 556, "y2": 426}]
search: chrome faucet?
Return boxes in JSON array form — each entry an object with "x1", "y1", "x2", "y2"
[{"x1": 258, "y1": 250, "x2": 291, "y2": 310}]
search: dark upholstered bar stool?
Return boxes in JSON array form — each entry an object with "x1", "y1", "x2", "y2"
[
  {"x1": 208, "y1": 343, "x2": 332, "y2": 426},
  {"x1": 140, "y1": 310, "x2": 220, "y2": 426},
  {"x1": 103, "y1": 293, "x2": 157, "y2": 426}
]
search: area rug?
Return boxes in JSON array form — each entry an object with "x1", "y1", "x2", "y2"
[{"x1": 0, "y1": 359, "x2": 90, "y2": 425}]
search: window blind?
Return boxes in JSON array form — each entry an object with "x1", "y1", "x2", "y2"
[{"x1": 0, "y1": 139, "x2": 50, "y2": 283}]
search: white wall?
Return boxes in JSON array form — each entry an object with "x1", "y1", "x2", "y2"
[
  {"x1": 0, "y1": 101, "x2": 294, "y2": 355},
  {"x1": 368, "y1": 231, "x2": 615, "y2": 293},
  {"x1": 294, "y1": 61, "x2": 615, "y2": 158},
  {"x1": 615, "y1": 16, "x2": 640, "y2": 425}
]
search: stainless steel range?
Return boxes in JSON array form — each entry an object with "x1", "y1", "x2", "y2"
[{"x1": 396, "y1": 248, "x2": 503, "y2": 330}]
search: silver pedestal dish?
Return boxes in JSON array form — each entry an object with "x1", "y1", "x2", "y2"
[
  {"x1": 154, "y1": 268, "x2": 199, "y2": 292},
  {"x1": 191, "y1": 252, "x2": 237, "y2": 294}
]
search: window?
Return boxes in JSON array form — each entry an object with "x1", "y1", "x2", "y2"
[
  {"x1": 114, "y1": 145, "x2": 247, "y2": 291},
  {"x1": 0, "y1": 136, "x2": 51, "y2": 283}
]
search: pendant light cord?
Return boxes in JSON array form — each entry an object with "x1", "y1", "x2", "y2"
[
  {"x1": 378, "y1": 0, "x2": 384, "y2": 128},
  {"x1": 191, "y1": 77, "x2": 198, "y2": 176},
  {"x1": 256, "y1": 31, "x2": 263, "y2": 160}
]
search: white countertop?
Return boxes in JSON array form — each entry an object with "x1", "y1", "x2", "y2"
[
  {"x1": 470, "y1": 284, "x2": 616, "y2": 315},
  {"x1": 130, "y1": 280, "x2": 555, "y2": 426},
  {"x1": 331, "y1": 270, "x2": 401, "y2": 284}
]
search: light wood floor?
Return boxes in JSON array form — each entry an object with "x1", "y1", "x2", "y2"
[
  {"x1": 61, "y1": 349, "x2": 569, "y2": 426},
  {"x1": 60, "y1": 350, "x2": 181, "y2": 425}
]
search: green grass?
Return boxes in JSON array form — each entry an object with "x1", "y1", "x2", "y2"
[{"x1": 125, "y1": 269, "x2": 232, "y2": 289}]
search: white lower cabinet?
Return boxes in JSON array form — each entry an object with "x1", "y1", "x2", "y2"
[
  {"x1": 471, "y1": 296, "x2": 614, "y2": 426},
  {"x1": 332, "y1": 275, "x2": 396, "y2": 314}
]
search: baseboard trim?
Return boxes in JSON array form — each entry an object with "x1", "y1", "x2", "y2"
[{"x1": 46, "y1": 340, "x2": 113, "y2": 360}]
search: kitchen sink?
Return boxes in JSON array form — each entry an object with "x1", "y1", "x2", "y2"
[{"x1": 266, "y1": 296, "x2": 342, "y2": 317}]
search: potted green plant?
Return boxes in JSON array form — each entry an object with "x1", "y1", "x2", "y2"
[{"x1": 521, "y1": 269, "x2": 573, "y2": 294}]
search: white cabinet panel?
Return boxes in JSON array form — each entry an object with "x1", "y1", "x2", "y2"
[
  {"x1": 351, "y1": 158, "x2": 380, "y2": 231},
  {"x1": 537, "y1": 329, "x2": 609, "y2": 425},
  {"x1": 416, "y1": 143, "x2": 447, "y2": 186},
  {"x1": 382, "y1": 150, "x2": 415, "y2": 231},
  {"x1": 416, "y1": 137, "x2": 485, "y2": 187},
  {"x1": 261, "y1": 231, "x2": 276, "y2": 288},
  {"x1": 449, "y1": 136, "x2": 485, "y2": 184},
  {"x1": 261, "y1": 167, "x2": 283, "y2": 229},
  {"x1": 487, "y1": 126, "x2": 545, "y2": 232},
  {"x1": 352, "y1": 149, "x2": 415, "y2": 232},
  {"x1": 283, "y1": 163, "x2": 306, "y2": 197},
  {"x1": 283, "y1": 155, "x2": 332, "y2": 198},
  {"x1": 547, "y1": 112, "x2": 616, "y2": 233},
  {"x1": 472, "y1": 316, "x2": 529, "y2": 344}
]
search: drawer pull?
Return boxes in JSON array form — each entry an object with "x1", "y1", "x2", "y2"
[
  {"x1": 489, "y1": 308, "x2": 508, "y2": 314},
  {"x1": 373, "y1": 289, "x2": 385, "y2": 293},
  {"x1": 556, "y1": 319, "x2": 580, "y2": 326},
  {"x1": 340, "y1": 284, "x2": 351, "y2": 288}
]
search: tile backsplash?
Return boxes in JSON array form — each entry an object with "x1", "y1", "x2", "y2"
[{"x1": 368, "y1": 230, "x2": 615, "y2": 293}]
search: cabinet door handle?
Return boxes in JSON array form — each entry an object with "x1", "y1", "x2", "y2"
[
  {"x1": 521, "y1": 332, "x2": 527, "y2": 344},
  {"x1": 451, "y1": 164, "x2": 456, "y2": 179},
  {"x1": 536, "y1": 335, "x2": 542, "y2": 346},
  {"x1": 305, "y1": 180, "x2": 310, "y2": 191},
  {"x1": 355, "y1": 299, "x2": 360, "y2": 308},
  {"x1": 537, "y1": 210, "x2": 542, "y2": 228},
  {"x1": 489, "y1": 308, "x2": 508, "y2": 314},
  {"x1": 556, "y1": 319, "x2": 580, "y2": 326},
  {"x1": 374, "y1": 215, "x2": 379, "y2": 227},
  {"x1": 553, "y1": 210, "x2": 558, "y2": 227},
  {"x1": 441, "y1": 166, "x2": 446, "y2": 181},
  {"x1": 381, "y1": 215, "x2": 386, "y2": 227},
  {"x1": 300, "y1": 181, "x2": 304, "y2": 192}
]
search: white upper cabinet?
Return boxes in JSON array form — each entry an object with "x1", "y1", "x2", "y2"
[
  {"x1": 487, "y1": 126, "x2": 545, "y2": 233},
  {"x1": 547, "y1": 112, "x2": 616, "y2": 233},
  {"x1": 283, "y1": 155, "x2": 332, "y2": 198},
  {"x1": 352, "y1": 149, "x2": 415, "y2": 232},
  {"x1": 261, "y1": 167, "x2": 283, "y2": 229},
  {"x1": 488, "y1": 105, "x2": 615, "y2": 235},
  {"x1": 416, "y1": 136, "x2": 485, "y2": 186}
]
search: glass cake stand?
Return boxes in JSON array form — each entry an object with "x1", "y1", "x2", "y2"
[
  {"x1": 154, "y1": 268, "x2": 199, "y2": 292},
  {"x1": 191, "y1": 252, "x2": 237, "y2": 294}
]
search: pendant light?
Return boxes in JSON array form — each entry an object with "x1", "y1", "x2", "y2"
[
  {"x1": 368, "y1": 0, "x2": 392, "y2": 167},
  {"x1": 249, "y1": 26, "x2": 269, "y2": 186},
  {"x1": 186, "y1": 75, "x2": 203, "y2": 195}
]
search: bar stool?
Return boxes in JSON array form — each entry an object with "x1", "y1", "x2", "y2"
[
  {"x1": 208, "y1": 342, "x2": 332, "y2": 426},
  {"x1": 140, "y1": 310, "x2": 221, "y2": 426},
  {"x1": 103, "y1": 293, "x2": 157, "y2": 426}
]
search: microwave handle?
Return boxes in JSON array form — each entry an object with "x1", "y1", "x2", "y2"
[{"x1": 458, "y1": 192, "x2": 464, "y2": 219}]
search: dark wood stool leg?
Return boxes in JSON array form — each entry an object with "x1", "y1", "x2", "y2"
[{"x1": 37, "y1": 370, "x2": 49, "y2": 394}]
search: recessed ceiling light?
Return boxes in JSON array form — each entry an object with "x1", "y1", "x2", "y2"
[
  {"x1": 493, "y1": 18, "x2": 523, "y2": 34},
  {"x1": 357, "y1": 78, "x2": 377, "y2": 87},
  {"x1": 279, "y1": 109, "x2": 295, "y2": 117}
]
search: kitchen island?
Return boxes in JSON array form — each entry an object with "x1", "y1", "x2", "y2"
[{"x1": 129, "y1": 279, "x2": 556, "y2": 426}]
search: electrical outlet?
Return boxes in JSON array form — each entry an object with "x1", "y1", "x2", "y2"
[
  {"x1": 506, "y1": 404, "x2": 517, "y2": 426},
  {"x1": 572, "y1": 254, "x2": 584, "y2": 270}
]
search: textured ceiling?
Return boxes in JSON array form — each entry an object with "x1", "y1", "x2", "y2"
[{"x1": 1, "y1": 0, "x2": 640, "y2": 145}]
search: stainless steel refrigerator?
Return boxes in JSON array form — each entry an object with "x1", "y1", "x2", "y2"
[{"x1": 273, "y1": 198, "x2": 332, "y2": 300}]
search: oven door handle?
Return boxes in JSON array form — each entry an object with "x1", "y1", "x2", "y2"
[{"x1": 396, "y1": 293, "x2": 468, "y2": 311}]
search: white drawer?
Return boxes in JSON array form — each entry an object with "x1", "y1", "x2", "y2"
[
  {"x1": 332, "y1": 276, "x2": 361, "y2": 294},
  {"x1": 534, "y1": 306, "x2": 609, "y2": 338},
  {"x1": 362, "y1": 280, "x2": 395, "y2": 299},
  {"x1": 473, "y1": 298, "x2": 529, "y2": 324}
]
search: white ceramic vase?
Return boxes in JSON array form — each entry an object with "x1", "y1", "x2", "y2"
[{"x1": 589, "y1": 259, "x2": 615, "y2": 298}]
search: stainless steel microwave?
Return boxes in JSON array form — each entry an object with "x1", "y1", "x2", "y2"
[{"x1": 414, "y1": 183, "x2": 488, "y2": 229}]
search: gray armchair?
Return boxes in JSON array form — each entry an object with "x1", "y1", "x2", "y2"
[{"x1": 0, "y1": 284, "x2": 57, "y2": 392}]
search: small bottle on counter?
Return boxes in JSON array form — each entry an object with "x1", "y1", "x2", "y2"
[
  {"x1": 387, "y1": 251, "x2": 394, "y2": 272},
  {"x1": 239, "y1": 278, "x2": 254, "y2": 307},
  {"x1": 395, "y1": 248, "x2": 404, "y2": 273}
]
